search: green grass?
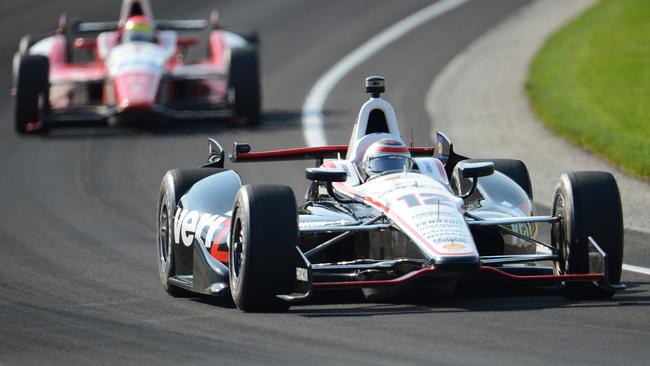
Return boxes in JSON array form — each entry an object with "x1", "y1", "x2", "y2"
[{"x1": 526, "y1": 0, "x2": 650, "y2": 179}]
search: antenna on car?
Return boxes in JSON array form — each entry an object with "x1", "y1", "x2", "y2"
[
  {"x1": 365, "y1": 76, "x2": 385, "y2": 98},
  {"x1": 410, "y1": 128, "x2": 414, "y2": 149}
]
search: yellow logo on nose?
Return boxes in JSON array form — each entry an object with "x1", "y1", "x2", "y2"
[{"x1": 443, "y1": 243, "x2": 465, "y2": 250}]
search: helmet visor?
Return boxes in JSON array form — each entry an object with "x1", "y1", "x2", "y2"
[
  {"x1": 367, "y1": 155, "x2": 411, "y2": 174},
  {"x1": 124, "y1": 30, "x2": 155, "y2": 42}
]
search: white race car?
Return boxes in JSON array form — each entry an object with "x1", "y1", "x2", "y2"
[{"x1": 157, "y1": 76, "x2": 624, "y2": 312}]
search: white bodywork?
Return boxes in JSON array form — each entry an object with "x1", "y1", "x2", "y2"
[
  {"x1": 325, "y1": 96, "x2": 480, "y2": 263},
  {"x1": 107, "y1": 41, "x2": 172, "y2": 76}
]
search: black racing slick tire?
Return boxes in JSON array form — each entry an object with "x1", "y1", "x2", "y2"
[
  {"x1": 551, "y1": 171, "x2": 623, "y2": 299},
  {"x1": 229, "y1": 46, "x2": 261, "y2": 126},
  {"x1": 14, "y1": 54, "x2": 49, "y2": 134},
  {"x1": 467, "y1": 159, "x2": 533, "y2": 199},
  {"x1": 229, "y1": 184, "x2": 297, "y2": 312},
  {"x1": 241, "y1": 31, "x2": 259, "y2": 45},
  {"x1": 158, "y1": 168, "x2": 225, "y2": 297}
]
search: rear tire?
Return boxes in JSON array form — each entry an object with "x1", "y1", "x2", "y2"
[
  {"x1": 551, "y1": 171, "x2": 623, "y2": 299},
  {"x1": 467, "y1": 158, "x2": 533, "y2": 199},
  {"x1": 229, "y1": 184, "x2": 297, "y2": 312},
  {"x1": 14, "y1": 54, "x2": 49, "y2": 134},
  {"x1": 241, "y1": 31, "x2": 259, "y2": 45},
  {"x1": 158, "y1": 168, "x2": 225, "y2": 297},
  {"x1": 229, "y1": 46, "x2": 261, "y2": 126}
]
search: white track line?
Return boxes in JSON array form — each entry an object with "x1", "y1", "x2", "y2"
[
  {"x1": 301, "y1": 0, "x2": 470, "y2": 147},
  {"x1": 623, "y1": 264, "x2": 650, "y2": 276}
]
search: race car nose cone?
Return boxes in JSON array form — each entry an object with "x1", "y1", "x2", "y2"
[{"x1": 365, "y1": 76, "x2": 385, "y2": 98}]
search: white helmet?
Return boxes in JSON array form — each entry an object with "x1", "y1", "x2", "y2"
[{"x1": 362, "y1": 138, "x2": 412, "y2": 177}]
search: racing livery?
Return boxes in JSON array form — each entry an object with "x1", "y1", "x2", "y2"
[
  {"x1": 157, "y1": 76, "x2": 625, "y2": 312},
  {"x1": 12, "y1": 0, "x2": 261, "y2": 134}
]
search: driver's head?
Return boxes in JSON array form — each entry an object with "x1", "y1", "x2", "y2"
[
  {"x1": 362, "y1": 138, "x2": 412, "y2": 177},
  {"x1": 123, "y1": 16, "x2": 155, "y2": 43}
]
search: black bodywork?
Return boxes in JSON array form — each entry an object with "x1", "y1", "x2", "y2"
[
  {"x1": 159, "y1": 137, "x2": 623, "y2": 303},
  {"x1": 158, "y1": 77, "x2": 624, "y2": 310}
]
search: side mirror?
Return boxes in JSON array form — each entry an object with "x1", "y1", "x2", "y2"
[
  {"x1": 435, "y1": 131, "x2": 452, "y2": 165},
  {"x1": 457, "y1": 161, "x2": 494, "y2": 180},
  {"x1": 209, "y1": 9, "x2": 220, "y2": 30},
  {"x1": 57, "y1": 13, "x2": 67, "y2": 34},
  {"x1": 206, "y1": 138, "x2": 225, "y2": 168},
  {"x1": 434, "y1": 130, "x2": 470, "y2": 178},
  {"x1": 305, "y1": 168, "x2": 347, "y2": 182},
  {"x1": 454, "y1": 161, "x2": 494, "y2": 199}
]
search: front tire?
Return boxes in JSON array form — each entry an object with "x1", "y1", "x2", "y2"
[
  {"x1": 229, "y1": 184, "x2": 297, "y2": 312},
  {"x1": 552, "y1": 171, "x2": 623, "y2": 299},
  {"x1": 158, "y1": 168, "x2": 225, "y2": 297},
  {"x1": 14, "y1": 54, "x2": 49, "y2": 134}
]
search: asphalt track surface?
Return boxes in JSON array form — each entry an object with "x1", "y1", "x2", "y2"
[{"x1": 1, "y1": 1, "x2": 648, "y2": 365}]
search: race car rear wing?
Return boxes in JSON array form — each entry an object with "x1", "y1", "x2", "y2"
[
  {"x1": 228, "y1": 142, "x2": 436, "y2": 163},
  {"x1": 227, "y1": 131, "x2": 467, "y2": 169},
  {"x1": 158, "y1": 19, "x2": 208, "y2": 31},
  {"x1": 75, "y1": 21, "x2": 119, "y2": 33},
  {"x1": 74, "y1": 19, "x2": 208, "y2": 34}
]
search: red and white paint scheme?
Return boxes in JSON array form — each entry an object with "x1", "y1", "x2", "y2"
[{"x1": 15, "y1": 0, "x2": 258, "y2": 132}]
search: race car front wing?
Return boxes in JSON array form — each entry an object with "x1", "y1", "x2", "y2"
[{"x1": 277, "y1": 214, "x2": 625, "y2": 302}]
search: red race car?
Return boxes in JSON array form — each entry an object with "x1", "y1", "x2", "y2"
[{"x1": 12, "y1": 0, "x2": 261, "y2": 134}]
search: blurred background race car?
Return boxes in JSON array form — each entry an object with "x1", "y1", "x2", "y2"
[{"x1": 12, "y1": 0, "x2": 261, "y2": 134}]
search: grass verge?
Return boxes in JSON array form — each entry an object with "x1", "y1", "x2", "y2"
[{"x1": 526, "y1": 0, "x2": 649, "y2": 179}]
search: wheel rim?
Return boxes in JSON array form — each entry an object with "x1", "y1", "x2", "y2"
[
  {"x1": 230, "y1": 216, "x2": 245, "y2": 291},
  {"x1": 552, "y1": 193, "x2": 569, "y2": 274},
  {"x1": 159, "y1": 204, "x2": 170, "y2": 266}
]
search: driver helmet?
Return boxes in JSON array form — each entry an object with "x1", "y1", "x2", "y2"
[
  {"x1": 362, "y1": 138, "x2": 412, "y2": 177},
  {"x1": 122, "y1": 16, "x2": 155, "y2": 43}
]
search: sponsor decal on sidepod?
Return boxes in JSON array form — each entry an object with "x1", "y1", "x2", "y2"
[{"x1": 173, "y1": 208, "x2": 230, "y2": 247}]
